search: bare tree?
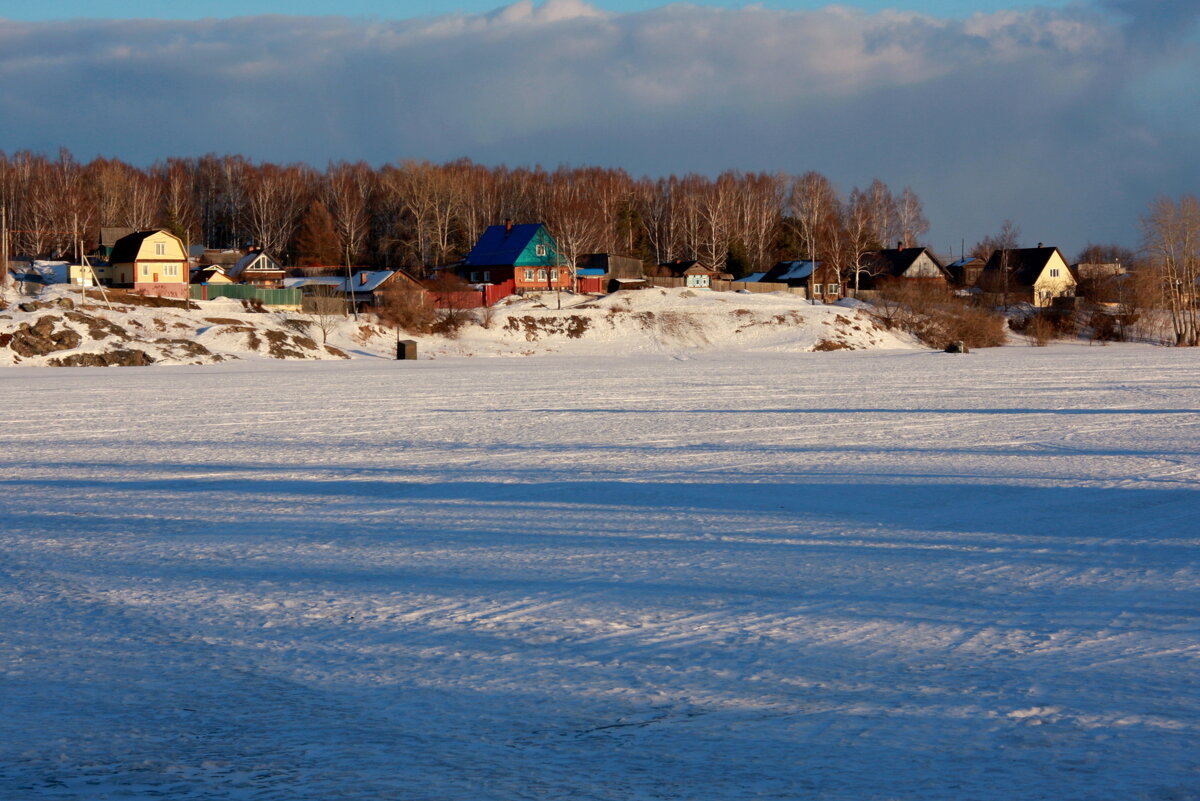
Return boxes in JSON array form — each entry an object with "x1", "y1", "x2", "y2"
[
  {"x1": 246, "y1": 163, "x2": 311, "y2": 259},
  {"x1": 974, "y1": 220, "x2": 1022, "y2": 309},
  {"x1": 896, "y1": 186, "x2": 929, "y2": 247},
  {"x1": 788, "y1": 171, "x2": 838, "y2": 267},
  {"x1": 1142, "y1": 194, "x2": 1200, "y2": 346},
  {"x1": 325, "y1": 161, "x2": 372, "y2": 270},
  {"x1": 864, "y1": 178, "x2": 898, "y2": 249},
  {"x1": 845, "y1": 187, "x2": 877, "y2": 294},
  {"x1": 303, "y1": 283, "x2": 345, "y2": 345},
  {"x1": 159, "y1": 158, "x2": 200, "y2": 247},
  {"x1": 546, "y1": 167, "x2": 604, "y2": 279}
]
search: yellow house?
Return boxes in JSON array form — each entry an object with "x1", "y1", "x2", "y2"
[
  {"x1": 978, "y1": 245, "x2": 1077, "y2": 307},
  {"x1": 108, "y1": 230, "x2": 189, "y2": 299}
]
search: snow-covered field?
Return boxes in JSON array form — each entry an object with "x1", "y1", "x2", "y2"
[{"x1": 1, "y1": 346, "x2": 1198, "y2": 800}]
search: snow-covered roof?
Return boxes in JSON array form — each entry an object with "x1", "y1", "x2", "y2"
[
  {"x1": 733, "y1": 272, "x2": 768, "y2": 283},
  {"x1": 775, "y1": 261, "x2": 817, "y2": 281},
  {"x1": 284, "y1": 271, "x2": 398, "y2": 293},
  {"x1": 345, "y1": 271, "x2": 397, "y2": 293}
]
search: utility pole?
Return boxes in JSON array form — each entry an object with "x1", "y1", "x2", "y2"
[{"x1": 1, "y1": 202, "x2": 8, "y2": 285}]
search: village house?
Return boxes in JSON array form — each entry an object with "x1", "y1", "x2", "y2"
[
  {"x1": 453, "y1": 221, "x2": 566, "y2": 294},
  {"x1": 226, "y1": 248, "x2": 286, "y2": 288},
  {"x1": 757, "y1": 260, "x2": 843, "y2": 302},
  {"x1": 650, "y1": 260, "x2": 725, "y2": 289},
  {"x1": 95, "y1": 227, "x2": 134, "y2": 261},
  {"x1": 977, "y1": 245, "x2": 1077, "y2": 307},
  {"x1": 577, "y1": 254, "x2": 647, "y2": 292},
  {"x1": 108, "y1": 230, "x2": 190, "y2": 298},
  {"x1": 857, "y1": 245, "x2": 951, "y2": 290},
  {"x1": 285, "y1": 269, "x2": 426, "y2": 311},
  {"x1": 946, "y1": 256, "x2": 987, "y2": 289}
]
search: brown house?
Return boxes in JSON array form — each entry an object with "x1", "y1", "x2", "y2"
[
  {"x1": 857, "y1": 246, "x2": 950, "y2": 290},
  {"x1": 759, "y1": 260, "x2": 842, "y2": 302}
]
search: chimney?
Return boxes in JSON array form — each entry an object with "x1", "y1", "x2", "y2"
[
  {"x1": 1037, "y1": 242, "x2": 1044, "y2": 249},
  {"x1": 504, "y1": 219, "x2": 513, "y2": 234},
  {"x1": 359, "y1": 272, "x2": 368, "y2": 286},
  {"x1": 897, "y1": 240, "x2": 904, "y2": 251}
]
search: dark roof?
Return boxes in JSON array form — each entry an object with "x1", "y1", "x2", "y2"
[
  {"x1": 860, "y1": 247, "x2": 944, "y2": 278},
  {"x1": 762, "y1": 260, "x2": 818, "y2": 283},
  {"x1": 464, "y1": 223, "x2": 553, "y2": 267},
  {"x1": 982, "y1": 247, "x2": 1062, "y2": 287},
  {"x1": 108, "y1": 231, "x2": 161, "y2": 265},
  {"x1": 99, "y1": 227, "x2": 135, "y2": 247}
]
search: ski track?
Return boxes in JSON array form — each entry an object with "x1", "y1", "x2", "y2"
[{"x1": 1, "y1": 346, "x2": 1199, "y2": 800}]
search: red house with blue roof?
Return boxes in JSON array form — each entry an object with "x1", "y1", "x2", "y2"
[{"x1": 454, "y1": 221, "x2": 569, "y2": 293}]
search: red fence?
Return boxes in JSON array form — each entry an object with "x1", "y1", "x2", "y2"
[
  {"x1": 576, "y1": 276, "x2": 607, "y2": 294},
  {"x1": 429, "y1": 280, "x2": 516, "y2": 309}
]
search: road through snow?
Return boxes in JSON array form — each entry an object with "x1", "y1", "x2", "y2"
[{"x1": 1, "y1": 346, "x2": 1198, "y2": 799}]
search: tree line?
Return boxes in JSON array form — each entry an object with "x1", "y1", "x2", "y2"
[
  {"x1": 0, "y1": 148, "x2": 932, "y2": 278},
  {"x1": 1, "y1": 148, "x2": 1196, "y2": 344}
]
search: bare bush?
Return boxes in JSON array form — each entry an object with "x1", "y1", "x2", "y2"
[
  {"x1": 870, "y1": 279, "x2": 1007, "y2": 349},
  {"x1": 1025, "y1": 315, "x2": 1057, "y2": 346},
  {"x1": 376, "y1": 285, "x2": 436, "y2": 334},
  {"x1": 302, "y1": 284, "x2": 344, "y2": 344},
  {"x1": 426, "y1": 272, "x2": 476, "y2": 338}
]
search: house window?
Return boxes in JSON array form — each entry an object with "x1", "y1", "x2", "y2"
[
  {"x1": 535, "y1": 244, "x2": 547, "y2": 257},
  {"x1": 524, "y1": 269, "x2": 535, "y2": 281},
  {"x1": 1049, "y1": 268, "x2": 1060, "y2": 277},
  {"x1": 483, "y1": 271, "x2": 490, "y2": 282},
  {"x1": 164, "y1": 265, "x2": 178, "y2": 277},
  {"x1": 470, "y1": 272, "x2": 480, "y2": 282},
  {"x1": 827, "y1": 284, "x2": 840, "y2": 295},
  {"x1": 537, "y1": 269, "x2": 547, "y2": 280},
  {"x1": 155, "y1": 242, "x2": 166, "y2": 256},
  {"x1": 550, "y1": 269, "x2": 559, "y2": 281},
  {"x1": 141, "y1": 265, "x2": 151, "y2": 277}
]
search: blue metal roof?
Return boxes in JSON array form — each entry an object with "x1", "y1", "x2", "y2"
[{"x1": 464, "y1": 223, "x2": 556, "y2": 267}]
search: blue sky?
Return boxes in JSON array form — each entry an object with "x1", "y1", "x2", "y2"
[
  {"x1": 0, "y1": 0, "x2": 1197, "y2": 254},
  {"x1": 0, "y1": 0, "x2": 1073, "y2": 20}
]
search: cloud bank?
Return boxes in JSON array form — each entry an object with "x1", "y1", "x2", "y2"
[{"x1": 1, "y1": 0, "x2": 1197, "y2": 252}]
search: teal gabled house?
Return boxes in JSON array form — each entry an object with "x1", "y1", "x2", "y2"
[{"x1": 458, "y1": 221, "x2": 568, "y2": 291}]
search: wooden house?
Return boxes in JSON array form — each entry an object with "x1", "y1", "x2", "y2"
[
  {"x1": 760, "y1": 260, "x2": 842, "y2": 302},
  {"x1": 108, "y1": 230, "x2": 190, "y2": 298},
  {"x1": 652, "y1": 260, "x2": 722, "y2": 289},
  {"x1": 946, "y1": 256, "x2": 986, "y2": 289},
  {"x1": 857, "y1": 246, "x2": 950, "y2": 290},
  {"x1": 454, "y1": 221, "x2": 566, "y2": 293},
  {"x1": 227, "y1": 248, "x2": 286, "y2": 288},
  {"x1": 977, "y1": 245, "x2": 1077, "y2": 307}
]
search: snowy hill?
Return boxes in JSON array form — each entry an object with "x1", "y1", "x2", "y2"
[{"x1": 0, "y1": 283, "x2": 921, "y2": 367}]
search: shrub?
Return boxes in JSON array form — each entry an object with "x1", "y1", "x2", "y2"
[
  {"x1": 1026, "y1": 314, "x2": 1057, "y2": 346},
  {"x1": 869, "y1": 280, "x2": 1007, "y2": 349},
  {"x1": 376, "y1": 285, "x2": 436, "y2": 334}
]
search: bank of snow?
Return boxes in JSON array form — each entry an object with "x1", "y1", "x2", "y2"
[
  {"x1": 412, "y1": 288, "x2": 920, "y2": 358},
  {"x1": 0, "y1": 284, "x2": 921, "y2": 367}
]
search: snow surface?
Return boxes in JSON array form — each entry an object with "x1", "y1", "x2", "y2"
[
  {"x1": 0, "y1": 284, "x2": 921, "y2": 367},
  {"x1": 1, "y1": 345, "x2": 1199, "y2": 799}
]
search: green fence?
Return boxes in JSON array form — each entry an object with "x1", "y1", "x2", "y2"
[{"x1": 191, "y1": 284, "x2": 303, "y2": 306}]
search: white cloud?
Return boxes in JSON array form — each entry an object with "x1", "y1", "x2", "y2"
[{"x1": 0, "y1": 0, "x2": 1196, "y2": 252}]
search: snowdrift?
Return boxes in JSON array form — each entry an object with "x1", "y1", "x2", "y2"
[{"x1": 0, "y1": 284, "x2": 921, "y2": 367}]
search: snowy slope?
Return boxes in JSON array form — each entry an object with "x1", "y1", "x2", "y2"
[
  {"x1": 1, "y1": 346, "x2": 1197, "y2": 800},
  {"x1": 1, "y1": 283, "x2": 920, "y2": 367}
]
